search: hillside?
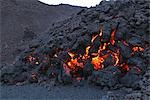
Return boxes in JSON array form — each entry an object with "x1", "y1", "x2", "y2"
[{"x1": 1, "y1": 0, "x2": 83, "y2": 65}]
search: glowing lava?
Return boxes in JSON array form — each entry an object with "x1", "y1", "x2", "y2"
[
  {"x1": 110, "y1": 29, "x2": 116, "y2": 45},
  {"x1": 23, "y1": 24, "x2": 146, "y2": 78},
  {"x1": 63, "y1": 26, "x2": 120, "y2": 73}
]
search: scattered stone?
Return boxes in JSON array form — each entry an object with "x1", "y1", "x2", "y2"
[{"x1": 125, "y1": 92, "x2": 142, "y2": 100}]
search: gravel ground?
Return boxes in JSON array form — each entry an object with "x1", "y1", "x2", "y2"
[{"x1": 1, "y1": 84, "x2": 108, "y2": 100}]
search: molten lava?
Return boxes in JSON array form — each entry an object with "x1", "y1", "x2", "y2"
[
  {"x1": 67, "y1": 52, "x2": 83, "y2": 70},
  {"x1": 63, "y1": 26, "x2": 121, "y2": 74},
  {"x1": 91, "y1": 54, "x2": 108, "y2": 70},
  {"x1": 110, "y1": 29, "x2": 116, "y2": 45},
  {"x1": 24, "y1": 25, "x2": 145, "y2": 76},
  {"x1": 110, "y1": 49, "x2": 120, "y2": 66}
]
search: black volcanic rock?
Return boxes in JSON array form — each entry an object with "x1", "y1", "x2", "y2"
[
  {"x1": 120, "y1": 69, "x2": 142, "y2": 89},
  {"x1": 89, "y1": 66, "x2": 121, "y2": 88},
  {"x1": 1, "y1": 0, "x2": 149, "y2": 93}
]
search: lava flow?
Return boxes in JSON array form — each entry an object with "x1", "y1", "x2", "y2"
[
  {"x1": 62, "y1": 26, "x2": 145, "y2": 75},
  {"x1": 24, "y1": 25, "x2": 145, "y2": 77},
  {"x1": 63, "y1": 26, "x2": 119, "y2": 74}
]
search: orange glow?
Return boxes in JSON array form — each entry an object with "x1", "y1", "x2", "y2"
[
  {"x1": 111, "y1": 49, "x2": 120, "y2": 66},
  {"x1": 132, "y1": 46, "x2": 144, "y2": 52},
  {"x1": 82, "y1": 46, "x2": 91, "y2": 60},
  {"x1": 85, "y1": 46, "x2": 90, "y2": 57},
  {"x1": 91, "y1": 34, "x2": 98, "y2": 43},
  {"x1": 91, "y1": 54, "x2": 108, "y2": 70},
  {"x1": 68, "y1": 52, "x2": 75, "y2": 58},
  {"x1": 62, "y1": 26, "x2": 145, "y2": 75},
  {"x1": 91, "y1": 56, "x2": 103, "y2": 70},
  {"x1": 121, "y1": 64, "x2": 129, "y2": 72},
  {"x1": 67, "y1": 58, "x2": 83, "y2": 70},
  {"x1": 65, "y1": 52, "x2": 84, "y2": 72},
  {"x1": 91, "y1": 27, "x2": 103, "y2": 43},
  {"x1": 100, "y1": 43, "x2": 108, "y2": 51},
  {"x1": 110, "y1": 29, "x2": 116, "y2": 45},
  {"x1": 99, "y1": 26, "x2": 103, "y2": 37},
  {"x1": 22, "y1": 24, "x2": 147, "y2": 78},
  {"x1": 63, "y1": 27, "x2": 120, "y2": 74}
]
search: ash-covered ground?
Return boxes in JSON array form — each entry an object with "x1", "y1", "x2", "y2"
[{"x1": 1, "y1": 0, "x2": 150, "y2": 100}]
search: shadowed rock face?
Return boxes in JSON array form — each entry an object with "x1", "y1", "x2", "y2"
[{"x1": 1, "y1": 0, "x2": 83, "y2": 65}]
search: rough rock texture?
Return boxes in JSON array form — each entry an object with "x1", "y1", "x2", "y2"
[
  {"x1": 1, "y1": 0, "x2": 150, "y2": 98},
  {"x1": 1, "y1": 0, "x2": 83, "y2": 65},
  {"x1": 105, "y1": 67, "x2": 150, "y2": 100},
  {"x1": 89, "y1": 66, "x2": 121, "y2": 88}
]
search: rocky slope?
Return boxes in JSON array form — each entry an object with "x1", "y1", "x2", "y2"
[
  {"x1": 1, "y1": 0, "x2": 150, "y2": 99},
  {"x1": 1, "y1": 0, "x2": 83, "y2": 65}
]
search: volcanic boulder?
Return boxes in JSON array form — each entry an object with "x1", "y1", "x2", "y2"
[
  {"x1": 89, "y1": 66, "x2": 121, "y2": 88},
  {"x1": 120, "y1": 67, "x2": 142, "y2": 89}
]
